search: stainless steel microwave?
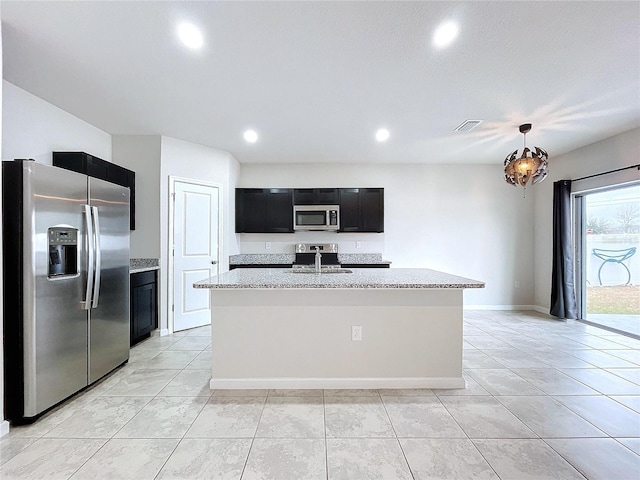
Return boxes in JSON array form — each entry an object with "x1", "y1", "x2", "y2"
[{"x1": 293, "y1": 205, "x2": 339, "y2": 231}]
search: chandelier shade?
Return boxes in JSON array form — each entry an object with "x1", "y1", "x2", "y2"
[{"x1": 504, "y1": 123, "x2": 549, "y2": 188}]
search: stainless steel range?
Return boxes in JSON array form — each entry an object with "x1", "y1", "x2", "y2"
[{"x1": 292, "y1": 243, "x2": 344, "y2": 272}]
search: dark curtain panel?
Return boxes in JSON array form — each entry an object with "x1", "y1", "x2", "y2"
[{"x1": 550, "y1": 180, "x2": 578, "y2": 319}]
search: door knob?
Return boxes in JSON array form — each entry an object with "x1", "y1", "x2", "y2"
[{"x1": 211, "y1": 260, "x2": 218, "y2": 265}]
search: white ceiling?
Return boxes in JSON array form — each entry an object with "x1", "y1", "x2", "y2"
[{"x1": 2, "y1": 1, "x2": 639, "y2": 165}]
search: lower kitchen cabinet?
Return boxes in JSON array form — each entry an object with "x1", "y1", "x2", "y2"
[
  {"x1": 340, "y1": 263, "x2": 390, "y2": 268},
  {"x1": 229, "y1": 264, "x2": 293, "y2": 270},
  {"x1": 230, "y1": 263, "x2": 388, "y2": 269},
  {"x1": 130, "y1": 270, "x2": 158, "y2": 346}
]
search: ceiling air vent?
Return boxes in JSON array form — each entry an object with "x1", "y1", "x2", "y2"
[{"x1": 454, "y1": 120, "x2": 482, "y2": 132}]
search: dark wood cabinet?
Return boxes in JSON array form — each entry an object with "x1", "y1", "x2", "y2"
[
  {"x1": 229, "y1": 263, "x2": 388, "y2": 269},
  {"x1": 236, "y1": 189, "x2": 267, "y2": 233},
  {"x1": 339, "y1": 188, "x2": 384, "y2": 232},
  {"x1": 86, "y1": 155, "x2": 109, "y2": 181},
  {"x1": 53, "y1": 152, "x2": 136, "y2": 230},
  {"x1": 267, "y1": 189, "x2": 295, "y2": 232},
  {"x1": 293, "y1": 188, "x2": 339, "y2": 205},
  {"x1": 360, "y1": 188, "x2": 384, "y2": 232},
  {"x1": 338, "y1": 189, "x2": 361, "y2": 231},
  {"x1": 230, "y1": 264, "x2": 293, "y2": 270},
  {"x1": 130, "y1": 270, "x2": 158, "y2": 346},
  {"x1": 340, "y1": 263, "x2": 390, "y2": 268},
  {"x1": 235, "y1": 187, "x2": 383, "y2": 233},
  {"x1": 235, "y1": 188, "x2": 294, "y2": 233}
]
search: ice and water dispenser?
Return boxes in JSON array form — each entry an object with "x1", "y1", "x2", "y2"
[{"x1": 48, "y1": 227, "x2": 78, "y2": 277}]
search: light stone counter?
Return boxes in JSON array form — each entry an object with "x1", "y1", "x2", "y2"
[
  {"x1": 196, "y1": 268, "x2": 484, "y2": 391},
  {"x1": 228, "y1": 253, "x2": 392, "y2": 266},
  {"x1": 130, "y1": 258, "x2": 159, "y2": 274},
  {"x1": 195, "y1": 268, "x2": 483, "y2": 289},
  {"x1": 229, "y1": 253, "x2": 295, "y2": 265}
]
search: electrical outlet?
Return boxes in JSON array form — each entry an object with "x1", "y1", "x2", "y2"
[
  {"x1": 356, "y1": 241, "x2": 361, "y2": 249},
  {"x1": 351, "y1": 325, "x2": 362, "y2": 341},
  {"x1": 514, "y1": 280, "x2": 520, "y2": 288},
  {"x1": 265, "y1": 242, "x2": 271, "y2": 250}
]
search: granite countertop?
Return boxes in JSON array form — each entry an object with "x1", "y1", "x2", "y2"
[
  {"x1": 130, "y1": 258, "x2": 159, "y2": 274},
  {"x1": 230, "y1": 253, "x2": 295, "y2": 265},
  {"x1": 229, "y1": 253, "x2": 392, "y2": 265},
  {"x1": 194, "y1": 268, "x2": 484, "y2": 289}
]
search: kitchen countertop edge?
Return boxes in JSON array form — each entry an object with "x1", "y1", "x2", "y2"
[
  {"x1": 130, "y1": 266, "x2": 160, "y2": 274},
  {"x1": 195, "y1": 268, "x2": 484, "y2": 289},
  {"x1": 130, "y1": 258, "x2": 160, "y2": 274}
]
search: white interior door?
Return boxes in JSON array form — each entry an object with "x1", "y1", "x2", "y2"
[{"x1": 173, "y1": 180, "x2": 219, "y2": 332}]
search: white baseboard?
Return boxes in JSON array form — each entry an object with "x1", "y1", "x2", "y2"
[
  {"x1": 0, "y1": 420, "x2": 10, "y2": 437},
  {"x1": 464, "y1": 304, "x2": 556, "y2": 318},
  {"x1": 532, "y1": 305, "x2": 551, "y2": 315},
  {"x1": 464, "y1": 305, "x2": 537, "y2": 311},
  {"x1": 159, "y1": 328, "x2": 171, "y2": 337},
  {"x1": 210, "y1": 377, "x2": 465, "y2": 390}
]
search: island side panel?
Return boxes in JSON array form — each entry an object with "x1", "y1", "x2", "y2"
[{"x1": 209, "y1": 288, "x2": 464, "y2": 389}]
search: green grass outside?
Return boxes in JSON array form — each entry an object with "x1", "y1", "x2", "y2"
[{"x1": 586, "y1": 285, "x2": 640, "y2": 314}]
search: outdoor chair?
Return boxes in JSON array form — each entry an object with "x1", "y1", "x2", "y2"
[{"x1": 592, "y1": 247, "x2": 637, "y2": 286}]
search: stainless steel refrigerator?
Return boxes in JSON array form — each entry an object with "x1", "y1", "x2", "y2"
[{"x1": 3, "y1": 159, "x2": 130, "y2": 424}]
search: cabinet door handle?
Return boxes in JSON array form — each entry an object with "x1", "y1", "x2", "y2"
[{"x1": 211, "y1": 260, "x2": 218, "y2": 265}]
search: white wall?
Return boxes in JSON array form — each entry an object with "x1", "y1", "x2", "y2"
[
  {"x1": 0, "y1": 81, "x2": 111, "y2": 435},
  {"x1": 112, "y1": 135, "x2": 240, "y2": 334},
  {"x1": 159, "y1": 136, "x2": 240, "y2": 332},
  {"x1": 533, "y1": 127, "x2": 640, "y2": 311},
  {"x1": 239, "y1": 163, "x2": 536, "y2": 308},
  {"x1": 112, "y1": 135, "x2": 162, "y2": 258},
  {"x1": 2, "y1": 81, "x2": 111, "y2": 163}
]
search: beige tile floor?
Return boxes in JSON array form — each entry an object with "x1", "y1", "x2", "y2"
[{"x1": 1, "y1": 311, "x2": 639, "y2": 479}]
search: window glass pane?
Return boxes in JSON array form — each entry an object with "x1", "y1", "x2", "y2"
[{"x1": 583, "y1": 184, "x2": 640, "y2": 336}]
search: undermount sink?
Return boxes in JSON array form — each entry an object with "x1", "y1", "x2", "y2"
[{"x1": 291, "y1": 268, "x2": 353, "y2": 274}]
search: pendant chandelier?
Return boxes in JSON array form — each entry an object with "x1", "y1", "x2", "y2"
[{"x1": 504, "y1": 123, "x2": 549, "y2": 190}]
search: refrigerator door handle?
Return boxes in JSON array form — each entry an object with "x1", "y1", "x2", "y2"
[
  {"x1": 91, "y1": 206, "x2": 101, "y2": 308},
  {"x1": 83, "y1": 204, "x2": 94, "y2": 310}
]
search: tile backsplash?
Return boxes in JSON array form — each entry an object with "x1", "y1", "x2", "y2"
[{"x1": 237, "y1": 232, "x2": 385, "y2": 254}]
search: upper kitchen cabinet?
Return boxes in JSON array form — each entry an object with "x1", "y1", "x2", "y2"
[
  {"x1": 266, "y1": 189, "x2": 294, "y2": 232},
  {"x1": 236, "y1": 189, "x2": 266, "y2": 233},
  {"x1": 53, "y1": 152, "x2": 136, "y2": 230},
  {"x1": 235, "y1": 188, "x2": 294, "y2": 233},
  {"x1": 293, "y1": 188, "x2": 339, "y2": 205},
  {"x1": 339, "y1": 188, "x2": 384, "y2": 232}
]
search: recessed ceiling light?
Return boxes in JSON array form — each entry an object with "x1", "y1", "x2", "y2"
[
  {"x1": 177, "y1": 23, "x2": 203, "y2": 49},
  {"x1": 433, "y1": 21, "x2": 459, "y2": 48},
  {"x1": 244, "y1": 130, "x2": 258, "y2": 143},
  {"x1": 376, "y1": 129, "x2": 390, "y2": 142}
]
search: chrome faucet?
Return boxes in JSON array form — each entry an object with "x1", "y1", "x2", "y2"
[{"x1": 314, "y1": 248, "x2": 322, "y2": 273}]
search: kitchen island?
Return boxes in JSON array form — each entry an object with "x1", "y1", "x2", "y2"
[{"x1": 194, "y1": 268, "x2": 484, "y2": 390}]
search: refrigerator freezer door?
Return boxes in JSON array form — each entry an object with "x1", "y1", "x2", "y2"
[
  {"x1": 88, "y1": 177, "x2": 130, "y2": 383},
  {"x1": 26, "y1": 162, "x2": 89, "y2": 417}
]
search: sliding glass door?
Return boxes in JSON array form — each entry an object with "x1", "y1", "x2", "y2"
[{"x1": 575, "y1": 183, "x2": 640, "y2": 337}]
